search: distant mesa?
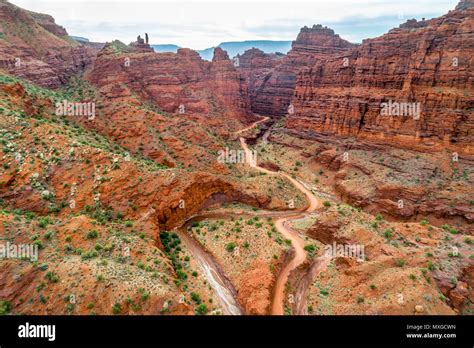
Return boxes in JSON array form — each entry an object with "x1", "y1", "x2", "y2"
[
  {"x1": 152, "y1": 44, "x2": 180, "y2": 53},
  {"x1": 70, "y1": 36, "x2": 90, "y2": 43}
]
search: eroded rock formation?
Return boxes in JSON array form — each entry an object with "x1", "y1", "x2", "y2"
[
  {"x1": 88, "y1": 43, "x2": 250, "y2": 122},
  {"x1": 130, "y1": 34, "x2": 154, "y2": 52}
]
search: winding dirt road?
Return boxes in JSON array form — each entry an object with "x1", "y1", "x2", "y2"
[
  {"x1": 173, "y1": 116, "x2": 323, "y2": 315},
  {"x1": 235, "y1": 116, "x2": 269, "y2": 135},
  {"x1": 239, "y1": 135, "x2": 320, "y2": 314}
]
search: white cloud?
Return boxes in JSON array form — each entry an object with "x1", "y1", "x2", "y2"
[{"x1": 10, "y1": 0, "x2": 459, "y2": 48}]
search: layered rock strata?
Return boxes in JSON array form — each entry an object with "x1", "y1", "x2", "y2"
[
  {"x1": 288, "y1": 5, "x2": 474, "y2": 155},
  {"x1": 245, "y1": 25, "x2": 354, "y2": 116}
]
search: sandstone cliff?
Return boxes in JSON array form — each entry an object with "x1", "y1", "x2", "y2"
[
  {"x1": 288, "y1": 4, "x2": 474, "y2": 155},
  {"x1": 236, "y1": 48, "x2": 284, "y2": 116},
  {"x1": 245, "y1": 25, "x2": 355, "y2": 116},
  {"x1": 88, "y1": 43, "x2": 250, "y2": 122}
]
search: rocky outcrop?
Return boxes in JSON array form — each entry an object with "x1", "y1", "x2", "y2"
[
  {"x1": 0, "y1": 0, "x2": 98, "y2": 88},
  {"x1": 209, "y1": 47, "x2": 250, "y2": 118},
  {"x1": 244, "y1": 25, "x2": 354, "y2": 117},
  {"x1": 434, "y1": 263, "x2": 474, "y2": 314},
  {"x1": 312, "y1": 140, "x2": 474, "y2": 230},
  {"x1": 27, "y1": 11, "x2": 68, "y2": 36},
  {"x1": 130, "y1": 34, "x2": 154, "y2": 52},
  {"x1": 237, "y1": 259, "x2": 275, "y2": 314},
  {"x1": 288, "y1": 4, "x2": 474, "y2": 155}
]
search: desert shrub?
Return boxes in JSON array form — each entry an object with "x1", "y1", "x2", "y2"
[
  {"x1": 112, "y1": 302, "x2": 121, "y2": 314},
  {"x1": 195, "y1": 304, "x2": 208, "y2": 315},
  {"x1": 38, "y1": 217, "x2": 51, "y2": 228},
  {"x1": 427, "y1": 261, "x2": 436, "y2": 271},
  {"x1": 191, "y1": 292, "x2": 201, "y2": 304},
  {"x1": 420, "y1": 219, "x2": 429, "y2": 226},
  {"x1": 395, "y1": 259, "x2": 406, "y2": 267},
  {"x1": 86, "y1": 230, "x2": 98, "y2": 239},
  {"x1": 45, "y1": 271, "x2": 59, "y2": 283},
  {"x1": 225, "y1": 242, "x2": 236, "y2": 252},
  {"x1": 383, "y1": 229, "x2": 393, "y2": 239},
  {"x1": 141, "y1": 292, "x2": 150, "y2": 302},
  {"x1": 0, "y1": 300, "x2": 12, "y2": 315}
]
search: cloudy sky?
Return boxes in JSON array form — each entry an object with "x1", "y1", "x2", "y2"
[{"x1": 11, "y1": 0, "x2": 459, "y2": 49}]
